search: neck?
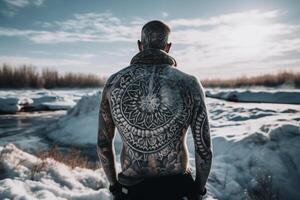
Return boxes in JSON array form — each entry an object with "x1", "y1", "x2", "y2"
[{"x1": 131, "y1": 48, "x2": 177, "y2": 66}]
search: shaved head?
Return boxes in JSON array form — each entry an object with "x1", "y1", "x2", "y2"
[{"x1": 141, "y1": 20, "x2": 171, "y2": 50}]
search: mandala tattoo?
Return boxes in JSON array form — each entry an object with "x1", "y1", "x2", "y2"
[{"x1": 110, "y1": 66, "x2": 192, "y2": 154}]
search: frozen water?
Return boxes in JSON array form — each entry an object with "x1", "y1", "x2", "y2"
[
  {"x1": 206, "y1": 88, "x2": 300, "y2": 104},
  {"x1": 0, "y1": 89, "x2": 97, "y2": 114}
]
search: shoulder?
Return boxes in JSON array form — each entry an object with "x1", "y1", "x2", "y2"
[
  {"x1": 167, "y1": 67, "x2": 203, "y2": 90},
  {"x1": 171, "y1": 68, "x2": 205, "y2": 99},
  {"x1": 101, "y1": 66, "x2": 131, "y2": 98},
  {"x1": 104, "y1": 65, "x2": 133, "y2": 87}
]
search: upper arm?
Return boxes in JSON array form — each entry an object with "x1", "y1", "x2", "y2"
[
  {"x1": 98, "y1": 80, "x2": 115, "y2": 148},
  {"x1": 190, "y1": 76, "x2": 212, "y2": 159}
]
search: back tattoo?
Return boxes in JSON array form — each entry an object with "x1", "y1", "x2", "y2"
[{"x1": 98, "y1": 49, "x2": 212, "y2": 184}]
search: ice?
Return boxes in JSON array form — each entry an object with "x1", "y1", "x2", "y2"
[
  {"x1": 31, "y1": 95, "x2": 76, "y2": 111},
  {"x1": 0, "y1": 144, "x2": 110, "y2": 200},
  {"x1": 42, "y1": 101, "x2": 76, "y2": 110},
  {"x1": 0, "y1": 89, "x2": 96, "y2": 114},
  {"x1": 206, "y1": 88, "x2": 300, "y2": 104},
  {"x1": 0, "y1": 97, "x2": 32, "y2": 113}
]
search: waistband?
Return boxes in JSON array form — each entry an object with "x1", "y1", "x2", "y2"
[{"x1": 118, "y1": 170, "x2": 193, "y2": 186}]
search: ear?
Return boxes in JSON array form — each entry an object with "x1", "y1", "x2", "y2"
[
  {"x1": 138, "y1": 40, "x2": 143, "y2": 52},
  {"x1": 164, "y1": 42, "x2": 172, "y2": 53}
]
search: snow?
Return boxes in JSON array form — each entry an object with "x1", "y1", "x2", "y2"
[
  {"x1": 47, "y1": 90, "x2": 300, "y2": 199},
  {"x1": 209, "y1": 122, "x2": 300, "y2": 199},
  {"x1": 1, "y1": 88, "x2": 300, "y2": 199},
  {"x1": 206, "y1": 88, "x2": 300, "y2": 104},
  {"x1": 50, "y1": 93, "x2": 300, "y2": 199},
  {"x1": 0, "y1": 89, "x2": 97, "y2": 114},
  {"x1": 0, "y1": 144, "x2": 110, "y2": 200},
  {"x1": 47, "y1": 92, "x2": 101, "y2": 146}
]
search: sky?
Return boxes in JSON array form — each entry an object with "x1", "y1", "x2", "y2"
[{"x1": 0, "y1": 0, "x2": 300, "y2": 79}]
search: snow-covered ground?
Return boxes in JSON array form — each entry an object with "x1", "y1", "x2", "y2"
[
  {"x1": 1, "y1": 88, "x2": 300, "y2": 199},
  {"x1": 47, "y1": 92, "x2": 101, "y2": 147},
  {"x1": 0, "y1": 89, "x2": 98, "y2": 114},
  {"x1": 0, "y1": 144, "x2": 110, "y2": 200},
  {"x1": 206, "y1": 88, "x2": 300, "y2": 104}
]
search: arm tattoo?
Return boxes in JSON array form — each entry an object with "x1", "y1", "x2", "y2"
[
  {"x1": 97, "y1": 82, "x2": 117, "y2": 185},
  {"x1": 191, "y1": 77, "x2": 212, "y2": 191}
]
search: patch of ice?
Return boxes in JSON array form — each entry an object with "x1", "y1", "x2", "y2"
[
  {"x1": 206, "y1": 88, "x2": 300, "y2": 104},
  {"x1": 0, "y1": 97, "x2": 33, "y2": 113},
  {"x1": 31, "y1": 95, "x2": 76, "y2": 111},
  {"x1": 0, "y1": 89, "x2": 97, "y2": 114}
]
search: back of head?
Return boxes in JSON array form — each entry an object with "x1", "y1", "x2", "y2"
[{"x1": 141, "y1": 20, "x2": 170, "y2": 50}]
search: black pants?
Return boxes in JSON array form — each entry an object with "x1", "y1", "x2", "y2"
[{"x1": 116, "y1": 173, "x2": 197, "y2": 200}]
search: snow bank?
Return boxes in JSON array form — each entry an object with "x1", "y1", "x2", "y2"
[
  {"x1": 206, "y1": 89, "x2": 300, "y2": 104},
  {"x1": 0, "y1": 89, "x2": 96, "y2": 114},
  {"x1": 209, "y1": 122, "x2": 300, "y2": 200},
  {"x1": 0, "y1": 144, "x2": 110, "y2": 200},
  {"x1": 0, "y1": 144, "x2": 218, "y2": 200},
  {"x1": 47, "y1": 92, "x2": 101, "y2": 146}
]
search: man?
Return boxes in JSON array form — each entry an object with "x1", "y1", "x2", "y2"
[{"x1": 97, "y1": 20, "x2": 212, "y2": 200}]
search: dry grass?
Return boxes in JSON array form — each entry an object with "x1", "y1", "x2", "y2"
[
  {"x1": 0, "y1": 64, "x2": 106, "y2": 88},
  {"x1": 0, "y1": 145, "x2": 101, "y2": 181},
  {"x1": 202, "y1": 71, "x2": 300, "y2": 88},
  {"x1": 30, "y1": 159, "x2": 47, "y2": 180},
  {"x1": 244, "y1": 170, "x2": 279, "y2": 200},
  {"x1": 35, "y1": 145, "x2": 101, "y2": 170}
]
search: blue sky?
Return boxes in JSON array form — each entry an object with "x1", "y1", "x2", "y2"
[{"x1": 0, "y1": 0, "x2": 300, "y2": 79}]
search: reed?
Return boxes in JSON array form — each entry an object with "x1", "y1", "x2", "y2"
[
  {"x1": 202, "y1": 71, "x2": 300, "y2": 88},
  {"x1": 0, "y1": 64, "x2": 106, "y2": 88}
]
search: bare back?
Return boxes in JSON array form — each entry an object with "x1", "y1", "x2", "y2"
[
  {"x1": 108, "y1": 64, "x2": 193, "y2": 177},
  {"x1": 97, "y1": 49, "x2": 212, "y2": 191}
]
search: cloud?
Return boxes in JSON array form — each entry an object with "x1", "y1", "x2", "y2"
[
  {"x1": 167, "y1": 10, "x2": 300, "y2": 78},
  {"x1": 169, "y1": 10, "x2": 280, "y2": 28},
  {"x1": 0, "y1": 9, "x2": 299, "y2": 78},
  {"x1": 0, "y1": 12, "x2": 141, "y2": 43},
  {"x1": 3, "y1": 0, "x2": 45, "y2": 8},
  {"x1": 162, "y1": 12, "x2": 169, "y2": 18},
  {"x1": 1, "y1": 0, "x2": 45, "y2": 17},
  {"x1": 3, "y1": 0, "x2": 29, "y2": 8},
  {"x1": 0, "y1": 55, "x2": 90, "y2": 67},
  {"x1": 0, "y1": 54, "x2": 128, "y2": 76}
]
